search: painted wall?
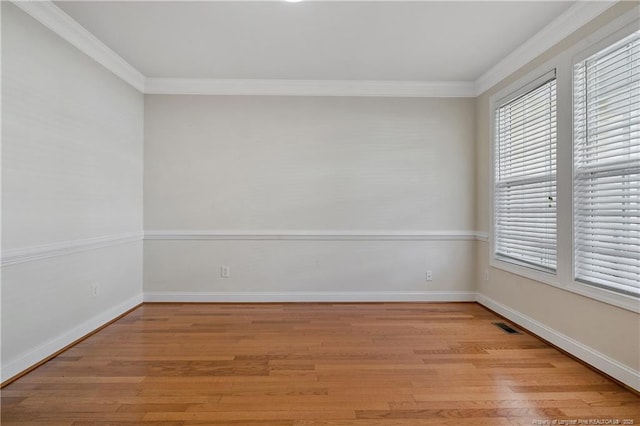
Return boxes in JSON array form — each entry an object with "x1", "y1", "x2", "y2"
[
  {"x1": 3, "y1": 0, "x2": 637, "y2": 391},
  {"x1": 1, "y1": 3, "x2": 144, "y2": 381},
  {"x1": 475, "y1": 1, "x2": 640, "y2": 382},
  {"x1": 144, "y1": 96, "x2": 476, "y2": 299}
]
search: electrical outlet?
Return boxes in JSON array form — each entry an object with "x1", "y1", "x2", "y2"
[
  {"x1": 220, "y1": 266, "x2": 230, "y2": 278},
  {"x1": 484, "y1": 269, "x2": 490, "y2": 281},
  {"x1": 425, "y1": 270, "x2": 433, "y2": 281},
  {"x1": 91, "y1": 283, "x2": 99, "y2": 297}
]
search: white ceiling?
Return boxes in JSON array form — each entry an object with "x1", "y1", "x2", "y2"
[{"x1": 55, "y1": 1, "x2": 576, "y2": 82}]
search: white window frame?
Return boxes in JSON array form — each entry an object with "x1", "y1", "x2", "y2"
[
  {"x1": 492, "y1": 70, "x2": 559, "y2": 276},
  {"x1": 489, "y1": 8, "x2": 640, "y2": 313},
  {"x1": 490, "y1": 62, "x2": 565, "y2": 289},
  {"x1": 568, "y1": 21, "x2": 640, "y2": 310}
]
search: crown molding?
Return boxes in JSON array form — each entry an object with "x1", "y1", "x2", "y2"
[
  {"x1": 144, "y1": 230, "x2": 486, "y2": 241},
  {"x1": 11, "y1": 0, "x2": 619, "y2": 98},
  {"x1": 11, "y1": 0, "x2": 145, "y2": 92},
  {"x1": 144, "y1": 78, "x2": 476, "y2": 98},
  {"x1": 474, "y1": 0, "x2": 617, "y2": 96}
]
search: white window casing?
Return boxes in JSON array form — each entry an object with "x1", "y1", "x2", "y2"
[
  {"x1": 489, "y1": 8, "x2": 640, "y2": 312},
  {"x1": 573, "y1": 30, "x2": 640, "y2": 298},
  {"x1": 494, "y1": 70, "x2": 558, "y2": 273}
]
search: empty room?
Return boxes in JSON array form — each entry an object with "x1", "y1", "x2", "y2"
[{"x1": 1, "y1": 0, "x2": 639, "y2": 424}]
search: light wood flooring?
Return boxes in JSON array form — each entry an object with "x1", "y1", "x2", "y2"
[{"x1": 2, "y1": 302, "x2": 639, "y2": 425}]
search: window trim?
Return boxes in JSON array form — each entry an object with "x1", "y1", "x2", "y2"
[
  {"x1": 569, "y1": 21, "x2": 640, "y2": 310},
  {"x1": 488, "y1": 7, "x2": 640, "y2": 313},
  {"x1": 490, "y1": 64, "x2": 562, "y2": 288},
  {"x1": 493, "y1": 69, "x2": 558, "y2": 274}
]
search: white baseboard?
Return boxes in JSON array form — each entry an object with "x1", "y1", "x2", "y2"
[
  {"x1": 476, "y1": 293, "x2": 640, "y2": 392},
  {"x1": 144, "y1": 291, "x2": 478, "y2": 303},
  {"x1": 1, "y1": 293, "x2": 143, "y2": 383},
  {"x1": 5, "y1": 291, "x2": 636, "y2": 393}
]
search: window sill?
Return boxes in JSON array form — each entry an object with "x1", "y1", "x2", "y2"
[
  {"x1": 489, "y1": 256, "x2": 639, "y2": 313},
  {"x1": 565, "y1": 282, "x2": 640, "y2": 313},
  {"x1": 490, "y1": 256, "x2": 559, "y2": 288}
]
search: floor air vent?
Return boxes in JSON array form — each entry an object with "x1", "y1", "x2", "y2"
[{"x1": 493, "y1": 322, "x2": 521, "y2": 334}]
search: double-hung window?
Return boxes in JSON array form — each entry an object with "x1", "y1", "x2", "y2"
[
  {"x1": 494, "y1": 71, "x2": 558, "y2": 272},
  {"x1": 491, "y1": 13, "x2": 639, "y2": 311},
  {"x1": 573, "y1": 30, "x2": 640, "y2": 297}
]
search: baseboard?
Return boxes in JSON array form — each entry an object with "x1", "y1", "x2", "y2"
[
  {"x1": 144, "y1": 291, "x2": 478, "y2": 303},
  {"x1": 1, "y1": 293, "x2": 143, "y2": 384},
  {"x1": 476, "y1": 293, "x2": 640, "y2": 392},
  {"x1": 5, "y1": 291, "x2": 635, "y2": 392}
]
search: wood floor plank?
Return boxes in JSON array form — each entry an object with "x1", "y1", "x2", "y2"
[
  {"x1": 355, "y1": 407, "x2": 566, "y2": 419},
  {"x1": 292, "y1": 419, "x2": 515, "y2": 426},
  {"x1": 388, "y1": 399, "x2": 590, "y2": 409},
  {"x1": 1, "y1": 302, "x2": 638, "y2": 425}
]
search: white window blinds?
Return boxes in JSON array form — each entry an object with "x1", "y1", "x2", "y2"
[
  {"x1": 494, "y1": 72, "x2": 558, "y2": 271},
  {"x1": 574, "y1": 30, "x2": 640, "y2": 297}
]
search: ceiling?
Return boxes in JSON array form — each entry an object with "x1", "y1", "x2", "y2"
[{"x1": 55, "y1": 1, "x2": 576, "y2": 83}]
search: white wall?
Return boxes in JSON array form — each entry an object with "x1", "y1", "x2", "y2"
[
  {"x1": 144, "y1": 96, "x2": 476, "y2": 300},
  {"x1": 1, "y1": 2, "x2": 144, "y2": 381},
  {"x1": 475, "y1": 1, "x2": 640, "y2": 389},
  {"x1": 4, "y1": 0, "x2": 637, "y2": 392}
]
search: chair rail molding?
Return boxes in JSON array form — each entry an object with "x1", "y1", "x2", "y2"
[
  {"x1": 1, "y1": 232, "x2": 144, "y2": 267},
  {"x1": 144, "y1": 230, "x2": 488, "y2": 241}
]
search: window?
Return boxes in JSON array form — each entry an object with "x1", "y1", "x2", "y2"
[
  {"x1": 494, "y1": 71, "x2": 557, "y2": 272},
  {"x1": 573, "y1": 30, "x2": 640, "y2": 297},
  {"x1": 490, "y1": 12, "x2": 640, "y2": 311}
]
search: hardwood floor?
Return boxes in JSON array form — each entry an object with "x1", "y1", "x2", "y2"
[{"x1": 2, "y1": 303, "x2": 638, "y2": 425}]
